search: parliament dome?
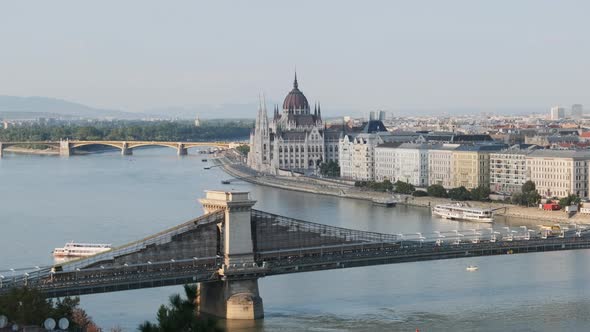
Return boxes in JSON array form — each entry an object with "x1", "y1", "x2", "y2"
[{"x1": 282, "y1": 73, "x2": 310, "y2": 111}]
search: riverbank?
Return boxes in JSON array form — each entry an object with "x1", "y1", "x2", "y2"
[
  {"x1": 2, "y1": 146, "x2": 59, "y2": 155},
  {"x1": 216, "y1": 154, "x2": 590, "y2": 225}
]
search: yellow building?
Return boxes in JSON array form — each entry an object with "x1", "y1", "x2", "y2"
[{"x1": 451, "y1": 145, "x2": 505, "y2": 189}]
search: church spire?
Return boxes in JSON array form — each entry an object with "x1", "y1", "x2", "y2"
[{"x1": 293, "y1": 70, "x2": 298, "y2": 89}]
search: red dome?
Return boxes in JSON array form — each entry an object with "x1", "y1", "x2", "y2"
[{"x1": 282, "y1": 74, "x2": 309, "y2": 111}]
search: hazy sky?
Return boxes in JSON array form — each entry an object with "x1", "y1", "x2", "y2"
[{"x1": 1, "y1": 0, "x2": 589, "y2": 115}]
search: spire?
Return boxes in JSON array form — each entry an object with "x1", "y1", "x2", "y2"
[
  {"x1": 314, "y1": 103, "x2": 317, "y2": 116},
  {"x1": 317, "y1": 102, "x2": 322, "y2": 119},
  {"x1": 293, "y1": 70, "x2": 298, "y2": 89}
]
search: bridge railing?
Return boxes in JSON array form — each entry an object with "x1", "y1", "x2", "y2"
[
  {"x1": 58, "y1": 210, "x2": 224, "y2": 272},
  {"x1": 251, "y1": 209, "x2": 399, "y2": 250}
]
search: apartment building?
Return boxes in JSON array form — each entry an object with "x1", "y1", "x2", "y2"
[
  {"x1": 526, "y1": 150, "x2": 590, "y2": 198},
  {"x1": 374, "y1": 143, "x2": 431, "y2": 186},
  {"x1": 339, "y1": 131, "x2": 392, "y2": 181},
  {"x1": 490, "y1": 145, "x2": 539, "y2": 194},
  {"x1": 428, "y1": 144, "x2": 460, "y2": 188},
  {"x1": 451, "y1": 145, "x2": 506, "y2": 189}
]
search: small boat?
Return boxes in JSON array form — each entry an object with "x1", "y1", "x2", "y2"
[
  {"x1": 52, "y1": 242, "x2": 111, "y2": 258},
  {"x1": 201, "y1": 159, "x2": 208, "y2": 162},
  {"x1": 372, "y1": 198, "x2": 397, "y2": 207},
  {"x1": 466, "y1": 265, "x2": 479, "y2": 272},
  {"x1": 432, "y1": 202, "x2": 494, "y2": 223},
  {"x1": 221, "y1": 180, "x2": 231, "y2": 185}
]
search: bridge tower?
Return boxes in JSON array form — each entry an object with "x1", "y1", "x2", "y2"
[{"x1": 197, "y1": 191, "x2": 264, "y2": 320}]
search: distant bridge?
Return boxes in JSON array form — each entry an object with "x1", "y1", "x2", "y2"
[
  {"x1": 2, "y1": 190, "x2": 590, "y2": 320},
  {"x1": 0, "y1": 140, "x2": 233, "y2": 157}
]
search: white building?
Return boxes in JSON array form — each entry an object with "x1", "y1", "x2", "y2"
[
  {"x1": 490, "y1": 145, "x2": 538, "y2": 194},
  {"x1": 526, "y1": 150, "x2": 590, "y2": 198},
  {"x1": 428, "y1": 144, "x2": 460, "y2": 188},
  {"x1": 248, "y1": 73, "x2": 342, "y2": 174},
  {"x1": 550, "y1": 106, "x2": 565, "y2": 120},
  {"x1": 339, "y1": 121, "x2": 391, "y2": 181}
]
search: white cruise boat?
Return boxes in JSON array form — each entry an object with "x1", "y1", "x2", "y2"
[
  {"x1": 432, "y1": 203, "x2": 494, "y2": 223},
  {"x1": 52, "y1": 242, "x2": 112, "y2": 258}
]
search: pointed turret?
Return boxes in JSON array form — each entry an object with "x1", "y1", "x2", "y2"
[
  {"x1": 293, "y1": 71, "x2": 298, "y2": 89},
  {"x1": 317, "y1": 102, "x2": 322, "y2": 119},
  {"x1": 314, "y1": 103, "x2": 317, "y2": 117}
]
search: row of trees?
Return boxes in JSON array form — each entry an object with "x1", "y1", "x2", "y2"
[
  {"x1": 0, "y1": 121, "x2": 252, "y2": 142},
  {"x1": 426, "y1": 184, "x2": 491, "y2": 201},
  {"x1": 354, "y1": 180, "x2": 416, "y2": 194}
]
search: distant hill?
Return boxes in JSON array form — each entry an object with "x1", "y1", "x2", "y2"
[{"x1": 0, "y1": 95, "x2": 142, "y2": 120}]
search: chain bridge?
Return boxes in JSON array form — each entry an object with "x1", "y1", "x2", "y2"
[
  {"x1": 2, "y1": 190, "x2": 590, "y2": 320},
  {"x1": 0, "y1": 140, "x2": 231, "y2": 157}
]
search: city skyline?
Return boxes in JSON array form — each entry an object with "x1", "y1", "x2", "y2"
[{"x1": 1, "y1": 0, "x2": 589, "y2": 116}]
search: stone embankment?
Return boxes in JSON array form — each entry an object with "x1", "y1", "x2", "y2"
[{"x1": 215, "y1": 155, "x2": 590, "y2": 225}]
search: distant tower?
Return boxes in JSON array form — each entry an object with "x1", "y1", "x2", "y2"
[
  {"x1": 369, "y1": 111, "x2": 376, "y2": 121},
  {"x1": 550, "y1": 106, "x2": 565, "y2": 120},
  {"x1": 195, "y1": 116, "x2": 201, "y2": 127},
  {"x1": 378, "y1": 110, "x2": 386, "y2": 121}
]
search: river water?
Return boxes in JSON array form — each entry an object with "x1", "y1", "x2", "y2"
[{"x1": 1, "y1": 148, "x2": 590, "y2": 331}]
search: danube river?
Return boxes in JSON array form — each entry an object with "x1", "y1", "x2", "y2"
[{"x1": 1, "y1": 149, "x2": 590, "y2": 331}]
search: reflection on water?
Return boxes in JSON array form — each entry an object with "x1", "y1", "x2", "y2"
[{"x1": 1, "y1": 149, "x2": 590, "y2": 331}]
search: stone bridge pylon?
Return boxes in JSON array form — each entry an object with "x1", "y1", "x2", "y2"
[{"x1": 197, "y1": 191, "x2": 265, "y2": 320}]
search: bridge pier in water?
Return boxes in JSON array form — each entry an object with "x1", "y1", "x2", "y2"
[
  {"x1": 121, "y1": 143, "x2": 133, "y2": 156},
  {"x1": 59, "y1": 140, "x2": 72, "y2": 156},
  {"x1": 178, "y1": 143, "x2": 188, "y2": 156},
  {"x1": 198, "y1": 191, "x2": 264, "y2": 320}
]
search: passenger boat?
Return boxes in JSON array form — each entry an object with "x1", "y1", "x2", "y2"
[
  {"x1": 52, "y1": 242, "x2": 111, "y2": 258},
  {"x1": 432, "y1": 203, "x2": 494, "y2": 223},
  {"x1": 466, "y1": 265, "x2": 479, "y2": 272}
]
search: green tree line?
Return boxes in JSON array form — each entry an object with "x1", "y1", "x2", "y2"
[{"x1": 0, "y1": 121, "x2": 252, "y2": 142}]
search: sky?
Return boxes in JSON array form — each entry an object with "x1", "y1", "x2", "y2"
[{"x1": 1, "y1": 0, "x2": 589, "y2": 116}]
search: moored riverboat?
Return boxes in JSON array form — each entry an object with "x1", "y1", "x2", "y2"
[
  {"x1": 432, "y1": 202, "x2": 494, "y2": 223},
  {"x1": 52, "y1": 242, "x2": 111, "y2": 258}
]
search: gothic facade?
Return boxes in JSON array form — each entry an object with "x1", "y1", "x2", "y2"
[{"x1": 248, "y1": 74, "x2": 341, "y2": 174}]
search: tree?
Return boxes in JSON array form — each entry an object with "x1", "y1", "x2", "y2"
[
  {"x1": 559, "y1": 194, "x2": 581, "y2": 208},
  {"x1": 427, "y1": 184, "x2": 448, "y2": 198},
  {"x1": 470, "y1": 186, "x2": 491, "y2": 201},
  {"x1": 138, "y1": 285, "x2": 221, "y2": 332},
  {"x1": 394, "y1": 180, "x2": 415, "y2": 194},
  {"x1": 235, "y1": 145, "x2": 250, "y2": 156},
  {"x1": 448, "y1": 186, "x2": 471, "y2": 201},
  {"x1": 319, "y1": 161, "x2": 340, "y2": 177},
  {"x1": 519, "y1": 180, "x2": 541, "y2": 207},
  {"x1": 0, "y1": 286, "x2": 84, "y2": 328},
  {"x1": 412, "y1": 190, "x2": 428, "y2": 197},
  {"x1": 522, "y1": 180, "x2": 536, "y2": 193}
]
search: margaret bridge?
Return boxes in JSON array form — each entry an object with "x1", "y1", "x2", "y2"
[
  {"x1": 2, "y1": 190, "x2": 590, "y2": 319},
  {"x1": 0, "y1": 140, "x2": 232, "y2": 157}
]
